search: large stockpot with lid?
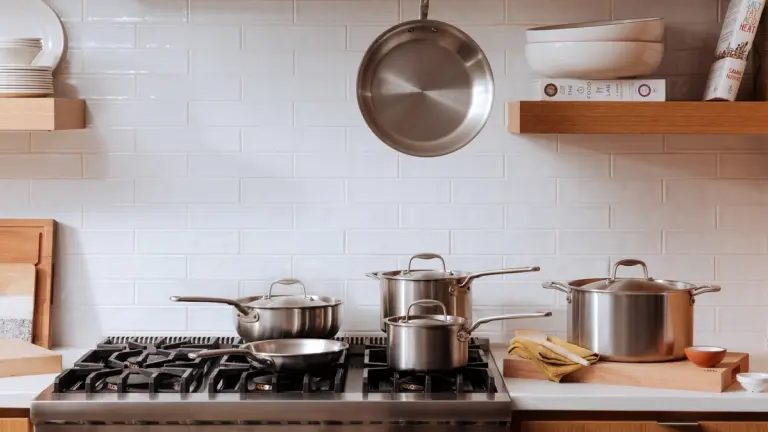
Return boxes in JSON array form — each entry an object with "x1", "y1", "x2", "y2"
[
  {"x1": 543, "y1": 259, "x2": 721, "y2": 362},
  {"x1": 367, "y1": 253, "x2": 540, "y2": 331}
]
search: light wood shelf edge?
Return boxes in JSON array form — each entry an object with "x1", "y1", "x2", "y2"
[
  {"x1": 507, "y1": 101, "x2": 768, "y2": 135},
  {"x1": 0, "y1": 98, "x2": 85, "y2": 131}
]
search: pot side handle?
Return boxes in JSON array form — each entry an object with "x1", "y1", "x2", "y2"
[
  {"x1": 458, "y1": 266, "x2": 541, "y2": 288},
  {"x1": 541, "y1": 281, "x2": 571, "y2": 294},
  {"x1": 692, "y1": 285, "x2": 722, "y2": 296},
  {"x1": 170, "y1": 296, "x2": 251, "y2": 316},
  {"x1": 464, "y1": 311, "x2": 552, "y2": 335}
]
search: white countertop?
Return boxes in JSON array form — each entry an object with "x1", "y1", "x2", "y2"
[
  {"x1": 3, "y1": 346, "x2": 768, "y2": 413},
  {"x1": 491, "y1": 344, "x2": 768, "y2": 412}
]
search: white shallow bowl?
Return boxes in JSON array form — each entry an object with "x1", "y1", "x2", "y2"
[
  {"x1": 737, "y1": 373, "x2": 768, "y2": 393},
  {"x1": 526, "y1": 18, "x2": 665, "y2": 43},
  {"x1": 0, "y1": 46, "x2": 42, "y2": 65},
  {"x1": 525, "y1": 41, "x2": 664, "y2": 79}
]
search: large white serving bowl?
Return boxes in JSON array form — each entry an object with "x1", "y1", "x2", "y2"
[
  {"x1": 526, "y1": 18, "x2": 664, "y2": 43},
  {"x1": 0, "y1": 45, "x2": 42, "y2": 65},
  {"x1": 525, "y1": 41, "x2": 664, "y2": 79}
]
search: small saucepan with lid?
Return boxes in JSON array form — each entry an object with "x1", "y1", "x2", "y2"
[
  {"x1": 171, "y1": 279, "x2": 342, "y2": 342},
  {"x1": 384, "y1": 300, "x2": 552, "y2": 371}
]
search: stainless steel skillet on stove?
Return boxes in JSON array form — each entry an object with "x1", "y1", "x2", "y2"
[{"x1": 190, "y1": 339, "x2": 349, "y2": 373}]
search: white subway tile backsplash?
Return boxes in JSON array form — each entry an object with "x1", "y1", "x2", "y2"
[
  {"x1": 85, "y1": 0, "x2": 188, "y2": 23},
  {"x1": 135, "y1": 128, "x2": 241, "y2": 153},
  {"x1": 243, "y1": 179, "x2": 346, "y2": 204},
  {"x1": 612, "y1": 204, "x2": 716, "y2": 229},
  {"x1": 401, "y1": 154, "x2": 504, "y2": 178},
  {"x1": 96, "y1": 307, "x2": 188, "y2": 331},
  {"x1": 560, "y1": 231, "x2": 662, "y2": 254},
  {"x1": 32, "y1": 129, "x2": 134, "y2": 153},
  {"x1": 348, "y1": 179, "x2": 450, "y2": 203},
  {"x1": 293, "y1": 255, "x2": 398, "y2": 280},
  {"x1": 137, "y1": 280, "x2": 239, "y2": 305},
  {"x1": 665, "y1": 135, "x2": 768, "y2": 152},
  {"x1": 452, "y1": 179, "x2": 557, "y2": 204},
  {"x1": 137, "y1": 76, "x2": 241, "y2": 101},
  {"x1": 507, "y1": 0, "x2": 610, "y2": 24},
  {"x1": 614, "y1": 0, "x2": 718, "y2": 22},
  {"x1": 83, "y1": 50, "x2": 188, "y2": 74},
  {"x1": 189, "y1": 102, "x2": 293, "y2": 127},
  {"x1": 61, "y1": 228, "x2": 135, "y2": 254},
  {"x1": 45, "y1": 0, "x2": 83, "y2": 21},
  {"x1": 718, "y1": 256, "x2": 768, "y2": 281},
  {"x1": 0, "y1": 155, "x2": 81, "y2": 179},
  {"x1": 473, "y1": 281, "x2": 556, "y2": 307},
  {"x1": 717, "y1": 307, "x2": 768, "y2": 332},
  {"x1": 88, "y1": 102, "x2": 188, "y2": 127},
  {"x1": 189, "y1": 255, "x2": 291, "y2": 279},
  {"x1": 558, "y1": 135, "x2": 664, "y2": 154},
  {"x1": 83, "y1": 255, "x2": 187, "y2": 279},
  {"x1": 136, "y1": 179, "x2": 240, "y2": 204},
  {"x1": 295, "y1": 51, "x2": 363, "y2": 76},
  {"x1": 665, "y1": 231, "x2": 767, "y2": 254},
  {"x1": 189, "y1": 205, "x2": 293, "y2": 229},
  {"x1": 58, "y1": 280, "x2": 135, "y2": 307},
  {"x1": 241, "y1": 230, "x2": 344, "y2": 254},
  {"x1": 719, "y1": 205, "x2": 768, "y2": 229},
  {"x1": 720, "y1": 155, "x2": 768, "y2": 178},
  {"x1": 296, "y1": 0, "x2": 398, "y2": 23},
  {"x1": 84, "y1": 154, "x2": 187, "y2": 178},
  {"x1": 245, "y1": 25, "x2": 346, "y2": 50},
  {"x1": 84, "y1": 205, "x2": 188, "y2": 229},
  {"x1": 451, "y1": 231, "x2": 557, "y2": 255},
  {"x1": 138, "y1": 25, "x2": 241, "y2": 49},
  {"x1": 666, "y1": 179, "x2": 768, "y2": 204},
  {"x1": 137, "y1": 230, "x2": 240, "y2": 254},
  {"x1": 506, "y1": 205, "x2": 609, "y2": 229},
  {"x1": 188, "y1": 154, "x2": 294, "y2": 178},
  {"x1": 508, "y1": 153, "x2": 610, "y2": 178},
  {"x1": 31, "y1": 180, "x2": 134, "y2": 205},
  {"x1": 560, "y1": 179, "x2": 662, "y2": 204},
  {"x1": 296, "y1": 153, "x2": 397, "y2": 178},
  {"x1": 612, "y1": 154, "x2": 717, "y2": 179},
  {"x1": 244, "y1": 75, "x2": 347, "y2": 101},
  {"x1": 187, "y1": 307, "x2": 234, "y2": 331},
  {"x1": 190, "y1": 0, "x2": 293, "y2": 24},
  {"x1": 0, "y1": 133, "x2": 30, "y2": 153},
  {"x1": 610, "y1": 255, "x2": 715, "y2": 281},
  {"x1": 295, "y1": 204, "x2": 399, "y2": 229},
  {"x1": 401, "y1": 205, "x2": 504, "y2": 229},
  {"x1": 347, "y1": 26, "x2": 390, "y2": 51},
  {"x1": 190, "y1": 50, "x2": 293, "y2": 75},
  {"x1": 347, "y1": 230, "x2": 450, "y2": 254},
  {"x1": 57, "y1": 76, "x2": 135, "y2": 100},
  {"x1": 503, "y1": 256, "x2": 610, "y2": 281},
  {"x1": 295, "y1": 102, "x2": 364, "y2": 127},
  {"x1": 65, "y1": 23, "x2": 135, "y2": 49},
  {"x1": 243, "y1": 127, "x2": 346, "y2": 154},
  {"x1": 405, "y1": 0, "x2": 505, "y2": 24}
]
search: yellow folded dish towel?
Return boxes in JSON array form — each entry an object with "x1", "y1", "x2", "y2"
[{"x1": 508, "y1": 335, "x2": 599, "y2": 382}]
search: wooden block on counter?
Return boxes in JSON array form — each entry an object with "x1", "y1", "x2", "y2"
[
  {"x1": 503, "y1": 352, "x2": 749, "y2": 392},
  {"x1": 0, "y1": 339, "x2": 61, "y2": 378}
]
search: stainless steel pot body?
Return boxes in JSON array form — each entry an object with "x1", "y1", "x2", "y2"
[
  {"x1": 369, "y1": 253, "x2": 540, "y2": 331},
  {"x1": 171, "y1": 279, "x2": 343, "y2": 342},
  {"x1": 543, "y1": 260, "x2": 721, "y2": 362},
  {"x1": 384, "y1": 300, "x2": 552, "y2": 371}
]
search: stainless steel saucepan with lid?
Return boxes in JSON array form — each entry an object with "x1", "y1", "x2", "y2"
[
  {"x1": 368, "y1": 253, "x2": 540, "y2": 331},
  {"x1": 170, "y1": 279, "x2": 342, "y2": 342},
  {"x1": 543, "y1": 259, "x2": 721, "y2": 362},
  {"x1": 384, "y1": 300, "x2": 552, "y2": 371}
]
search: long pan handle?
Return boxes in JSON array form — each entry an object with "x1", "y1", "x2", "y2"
[
  {"x1": 170, "y1": 296, "x2": 251, "y2": 316},
  {"x1": 190, "y1": 349, "x2": 276, "y2": 369},
  {"x1": 458, "y1": 266, "x2": 541, "y2": 288}
]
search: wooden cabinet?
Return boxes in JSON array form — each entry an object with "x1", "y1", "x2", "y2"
[
  {"x1": 0, "y1": 419, "x2": 31, "y2": 432},
  {"x1": 521, "y1": 421, "x2": 768, "y2": 432},
  {"x1": 522, "y1": 421, "x2": 664, "y2": 432}
]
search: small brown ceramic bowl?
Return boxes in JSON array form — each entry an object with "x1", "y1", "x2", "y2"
[{"x1": 684, "y1": 346, "x2": 727, "y2": 368}]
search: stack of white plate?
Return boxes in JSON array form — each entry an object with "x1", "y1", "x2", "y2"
[{"x1": 0, "y1": 65, "x2": 53, "y2": 98}]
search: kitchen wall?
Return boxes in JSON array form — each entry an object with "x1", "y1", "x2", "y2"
[{"x1": 4, "y1": 0, "x2": 766, "y2": 348}]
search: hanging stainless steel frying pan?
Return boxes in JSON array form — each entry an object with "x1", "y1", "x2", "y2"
[{"x1": 356, "y1": 0, "x2": 494, "y2": 157}]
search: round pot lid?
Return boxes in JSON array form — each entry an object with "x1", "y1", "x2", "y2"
[
  {"x1": 575, "y1": 259, "x2": 696, "y2": 293},
  {"x1": 245, "y1": 279, "x2": 331, "y2": 308},
  {"x1": 370, "y1": 253, "x2": 470, "y2": 281}
]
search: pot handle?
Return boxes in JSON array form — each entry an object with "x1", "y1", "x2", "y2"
[
  {"x1": 170, "y1": 296, "x2": 252, "y2": 316},
  {"x1": 405, "y1": 299, "x2": 448, "y2": 322},
  {"x1": 692, "y1": 285, "x2": 722, "y2": 296},
  {"x1": 541, "y1": 281, "x2": 571, "y2": 294},
  {"x1": 458, "y1": 266, "x2": 541, "y2": 288},
  {"x1": 266, "y1": 278, "x2": 308, "y2": 300},
  {"x1": 463, "y1": 311, "x2": 553, "y2": 337},
  {"x1": 407, "y1": 253, "x2": 447, "y2": 273},
  {"x1": 610, "y1": 259, "x2": 651, "y2": 281},
  {"x1": 189, "y1": 349, "x2": 276, "y2": 369},
  {"x1": 419, "y1": 0, "x2": 429, "y2": 20}
]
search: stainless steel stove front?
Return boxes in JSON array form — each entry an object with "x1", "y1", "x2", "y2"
[{"x1": 31, "y1": 336, "x2": 512, "y2": 431}]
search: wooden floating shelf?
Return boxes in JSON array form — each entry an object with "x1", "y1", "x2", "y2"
[
  {"x1": 508, "y1": 101, "x2": 768, "y2": 135},
  {"x1": 0, "y1": 98, "x2": 85, "y2": 131}
]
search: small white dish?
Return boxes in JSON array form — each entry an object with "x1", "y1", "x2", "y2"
[
  {"x1": 0, "y1": 46, "x2": 41, "y2": 65},
  {"x1": 737, "y1": 373, "x2": 768, "y2": 393},
  {"x1": 0, "y1": 0, "x2": 64, "y2": 68}
]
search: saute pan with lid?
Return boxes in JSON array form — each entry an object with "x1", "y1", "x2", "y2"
[
  {"x1": 356, "y1": 0, "x2": 494, "y2": 157},
  {"x1": 368, "y1": 253, "x2": 540, "y2": 331},
  {"x1": 170, "y1": 279, "x2": 342, "y2": 342},
  {"x1": 384, "y1": 300, "x2": 552, "y2": 371},
  {"x1": 543, "y1": 259, "x2": 721, "y2": 362}
]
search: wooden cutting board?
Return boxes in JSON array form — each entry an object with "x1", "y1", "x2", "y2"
[
  {"x1": 0, "y1": 219, "x2": 56, "y2": 348},
  {"x1": 0, "y1": 339, "x2": 61, "y2": 378},
  {"x1": 503, "y1": 352, "x2": 749, "y2": 392},
  {"x1": 0, "y1": 264, "x2": 36, "y2": 341}
]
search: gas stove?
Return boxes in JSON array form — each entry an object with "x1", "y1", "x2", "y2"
[{"x1": 31, "y1": 335, "x2": 511, "y2": 431}]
